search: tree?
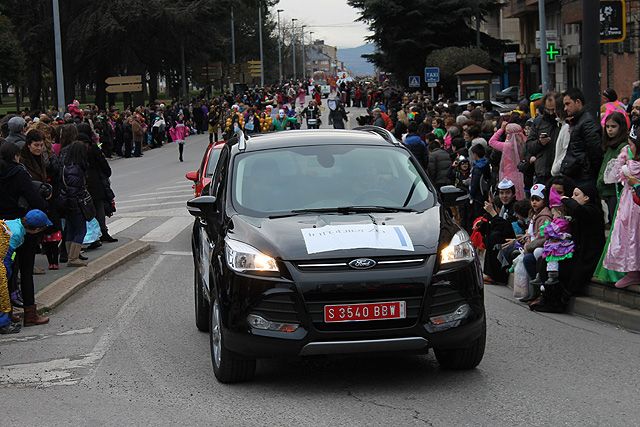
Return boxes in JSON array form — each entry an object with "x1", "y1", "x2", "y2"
[
  {"x1": 425, "y1": 46, "x2": 491, "y2": 93},
  {"x1": 0, "y1": 15, "x2": 26, "y2": 90},
  {"x1": 347, "y1": 0, "x2": 501, "y2": 85}
]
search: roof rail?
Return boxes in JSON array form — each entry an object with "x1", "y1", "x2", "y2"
[{"x1": 353, "y1": 125, "x2": 400, "y2": 146}]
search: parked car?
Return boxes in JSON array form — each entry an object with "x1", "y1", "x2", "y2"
[
  {"x1": 495, "y1": 86, "x2": 520, "y2": 104},
  {"x1": 188, "y1": 127, "x2": 486, "y2": 383},
  {"x1": 185, "y1": 141, "x2": 225, "y2": 197},
  {"x1": 455, "y1": 100, "x2": 510, "y2": 114}
]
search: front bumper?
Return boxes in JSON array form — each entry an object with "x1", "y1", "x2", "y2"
[{"x1": 218, "y1": 256, "x2": 484, "y2": 358}]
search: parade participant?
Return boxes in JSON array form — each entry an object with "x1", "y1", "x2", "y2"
[
  {"x1": 489, "y1": 122, "x2": 526, "y2": 200},
  {"x1": 169, "y1": 114, "x2": 189, "y2": 162},
  {"x1": 597, "y1": 112, "x2": 629, "y2": 223},
  {"x1": 327, "y1": 98, "x2": 348, "y2": 129},
  {"x1": 301, "y1": 100, "x2": 321, "y2": 129},
  {"x1": 207, "y1": 102, "x2": 221, "y2": 143},
  {"x1": 600, "y1": 88, "x2": 629, "y2": 127},
  {"x1": 529, "y1": 93, "x2": 543, "y2": 118},
  {"x1": 297, "y1": 85, "x2": 306, "y2": 108},
  {"x1": 272, "y1": 109, "x2": 296, "y2": 132},
  {"x1": 603, "y1": 126, "x2": 640, "y2": 288},
  {"x1": 224, "y1": 105, "x2": 245, "y2": 135},
  {"x1": 259, "y1": 111, "x2": 273, "y2": 133}
]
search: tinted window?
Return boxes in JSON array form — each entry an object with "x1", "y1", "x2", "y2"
[
  {"x1": 205, "y1": 148, "x2": 222, "y2": 177},
  {"x1": 231, "y1": 145, "x2": 434, "y2": 216}
]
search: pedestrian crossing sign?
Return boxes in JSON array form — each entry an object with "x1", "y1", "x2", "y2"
[{"x1": 408, "y1": 76, "x2": 420, "y2": 88}]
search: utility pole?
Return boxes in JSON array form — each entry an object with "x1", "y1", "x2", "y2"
[
  {"x1": 180, "y1": 42, "x2": 187, "y2": 100},
  {"x1": 52, "y1": 0, "x2": 66, "y2": 113},
  {"x1": 292, "y1": 18, "x2": 298, "y2": 81},
  {"x1": 277, "y1": 9, "x2": 284, "y2": 83},
  {"x1": 301, "y1": 25, "x2": 307, "y2": 83},
  {"x1": 538, "y1": 0, "x2": 549, "y2": 93},
  {"x1": 258, "y1": 2, "x2": 264, "y2": 87},
  {"x1": 231, "y1": 7, "x2": 236, "y2": 64},
  {"x1": 582, "y1": 0, "x2": 600, "y2": 119}
]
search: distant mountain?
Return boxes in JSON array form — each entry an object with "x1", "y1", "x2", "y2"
[{"x1": 337, "y1": 44, "x2": 376, "y2": 76}]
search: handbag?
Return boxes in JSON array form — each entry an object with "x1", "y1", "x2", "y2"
[{"x1": 63, "y1": 166, "x2": 96, "y2": 221}]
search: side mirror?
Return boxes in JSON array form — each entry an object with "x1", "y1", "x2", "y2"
[
  {"x1": 185, "y1": 171, "x2": 198, "y2": 182},
  {"x1": 187, "y1": 196, "x2": 217, "y2": 218},
  {"x1": 440, "y1": 185, "x2": 469, "y2": 207}
]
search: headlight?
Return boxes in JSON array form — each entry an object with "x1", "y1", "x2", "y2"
[
  {"x1": 440, "y1": 230, "x2": 475, "y2": 265},
  {"x1": 225, "y1": 238, "x2": 279, "y2": 273}
]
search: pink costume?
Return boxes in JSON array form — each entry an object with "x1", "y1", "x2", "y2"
[
  {"x1": 604, "y1": 146, "x2": 640, "y2": 272},
  {"x1": 489, "y1": 124, "x2": 526, "y2": 200},
  {"x1": 169, "y1": 122, "x2": 189, "y2": 143}
]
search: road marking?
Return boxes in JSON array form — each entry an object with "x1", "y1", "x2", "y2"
[
  {"x1": 140, "y1": 217, "x2": 193, "y2": 242},
  {"x1": 116, "y1": 207, "x2": 190, "y2": 218},
  {"x1": 0, "y1": 256, "x2": 165, "y2": 387},
  {"x1": 128, "y1": 189, "x2": 194, "y2": 198},
  {"x1": 106, "y1": 217, "x2": 144, "y2": 235},
  {"x1": 0, "y1": 327, "x2": 95, "y2": 344},
  {"x1": 117, "y1": 200, "x2": 186, "y2": 211},
  {"x1": 156, "y1": 184, "x2": 191, "y2": 191},
  {"x1": 162, "y1": 250, "x2": 192, "y2": 256},
  {"x1": 117, "y1": 194, "x2": 192, "y2": 205}
]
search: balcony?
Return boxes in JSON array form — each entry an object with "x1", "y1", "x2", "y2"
[{"x1": 504, "y1": 0, "x2": 538, "y2": 18}]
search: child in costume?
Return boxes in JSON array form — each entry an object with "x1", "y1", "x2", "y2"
[{"x1": 169, "y1": 114, "x2": 190, "y2": 162}]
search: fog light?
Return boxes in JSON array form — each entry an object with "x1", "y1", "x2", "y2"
[
  {"x1": 425, "y1": 304, "x2": 471, "y2": 333},
  {"x1": 247, "y1": 314, "x2": 299, "y2": 333}
]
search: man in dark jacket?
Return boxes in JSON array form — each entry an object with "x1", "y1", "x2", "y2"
[
  {"x1": 403, "y1": 122, "x2": 429, "y2": 171},
  {"x1": 427, "y1": 138, "x2": 452, "y2": 190},
  {"x1": 560, "y1": 88, "x2": 602, "y2": 185},
  {"x1": 525, "y1": 93, "x2": 560, "y2": 184}
]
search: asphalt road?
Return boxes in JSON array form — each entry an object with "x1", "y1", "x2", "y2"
[{"x1": 2, "y1": 115, "x2": 640, "y2": 426}]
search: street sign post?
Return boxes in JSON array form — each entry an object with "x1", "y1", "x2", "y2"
[
  {"x1": 105, "y1": 75, "x2": 143, "y2": 93},
  {"x1": 424, "y1": 67, "x2": 440, "y2": 84},
  {"x1": 408, "y1": 76, "x2": 420, "y2": 88},
  {"x1": 600, "y1": 0, "x2": 626, "y2": 43},
  {"x1": 247, "y1": 60, "x2": 262, "y2": 78}
]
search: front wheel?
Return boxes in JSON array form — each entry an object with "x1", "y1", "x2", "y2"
[
  {"x1": 210, "y1": 298, "x2": 256, "y2": 383},
  {"x1": 433, "y1": 320, "x2": 486, "y2": 370}
]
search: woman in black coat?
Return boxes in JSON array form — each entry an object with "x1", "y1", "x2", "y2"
[
  {"x1": 62, "y1": 141, "x2": 90, "y2": 267},
  {"x1": 77, "y1": 124, "x2": 116, "y2": 244},
  {"x1": 0, "y1": 142, "x2": 49, "y2": 326},
  {"x1": 532, "y1": 182, "x2": 605, "y2": 312}
]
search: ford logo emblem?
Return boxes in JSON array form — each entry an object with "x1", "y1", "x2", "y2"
[{"x1": 348, "y1": 258, "x2": 377, "y2": 270}]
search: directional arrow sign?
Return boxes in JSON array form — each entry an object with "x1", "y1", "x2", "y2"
[
  {"x1": 106, "y1": 83, "x2": 143, "y2": 93},
  {"x1": 105, "y1": 75, "x2": 142, "y2": 85}
]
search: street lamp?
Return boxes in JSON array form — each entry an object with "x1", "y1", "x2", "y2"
[
  {"x1": 301, "y1": 25, "x2": 307, "y2": 82},
  {"x1": 292, "y1": 18, "x2": 298, "y2": 80},
  {"x1": 277, "y1": 9, "x2": 284, "y2": 83}
]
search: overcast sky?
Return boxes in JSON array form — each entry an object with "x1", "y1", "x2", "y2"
[{"x1": 271, "y1": 0, "x2": 372, "y2": 49}]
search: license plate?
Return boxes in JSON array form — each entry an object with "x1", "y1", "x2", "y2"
[{"x1": 324, "y1": 301, "x2": 406, "y2": 323}]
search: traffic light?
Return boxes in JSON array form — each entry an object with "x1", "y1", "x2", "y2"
[{"x1": 247, "y1": 60, "x2": 262, "y2": 78}]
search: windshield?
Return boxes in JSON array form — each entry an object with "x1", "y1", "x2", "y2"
[{"x1": 231, "y1": 145, "x2": 434, "y2": 216}]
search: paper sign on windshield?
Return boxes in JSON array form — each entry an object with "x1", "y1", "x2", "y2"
[{"x1": 301, "y1": 224, "x2": 414, "y2": 254}]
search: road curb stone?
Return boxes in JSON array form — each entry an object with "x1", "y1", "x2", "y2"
[{"x1": 35, "y1": 240, "x2": 151, "y2": 312}]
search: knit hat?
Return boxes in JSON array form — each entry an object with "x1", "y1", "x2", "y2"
[
  {"x1": 498, "y1": 178, "x2": 515, "y2": 190},
  {"x1": 8, "y1": 116, "x2": 26, "y2": 133}
]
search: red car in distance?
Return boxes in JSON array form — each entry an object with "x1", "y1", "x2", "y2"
[{"x1": 186, "y1": 141, "x2": 225, "y2": 197}]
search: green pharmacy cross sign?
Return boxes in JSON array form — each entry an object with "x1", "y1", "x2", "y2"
[{"x1": 546, "y1": 43, "x2": 560, "y2": 62}]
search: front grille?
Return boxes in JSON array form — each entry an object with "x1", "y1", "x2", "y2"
[
  {"x1": 252, "y1": 293, "x2": 299, "y2": 323},
  {"x1": 294, "y1": 256, "x2": 426, "y2": 272},
  {"x1": 305, "y1": 294, "x2": 424, "y2": 331},
  {"x1": 425, "y1": 284, "x2": 467, "y2": 318}
]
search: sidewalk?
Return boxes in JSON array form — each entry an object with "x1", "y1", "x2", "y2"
[{"x1": 31, "y1": 238, "x2": 150, "y2": 311}]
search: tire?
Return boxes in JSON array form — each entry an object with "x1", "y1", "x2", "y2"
[
  {"x1": 210, "y1": 298, "x2": 256, "y2": 383},
  {"x1": 194, "y1": 268, "x2": 209, "y2": 332},
  {"x1": 434, "y1": 320, "x2": 486, "y2": 370},
  {"x1": 504, "y1": 97, "x2": 512, "y2": 104}
]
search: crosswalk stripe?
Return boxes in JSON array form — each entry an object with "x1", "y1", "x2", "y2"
[
  {"x1": 118, "y1": 194, "x2": 192, "y2": 205},
  {"x1": 156, "y1": 184, "x2": 191, "y2": 191},
  {"x1": 117, "y1": 200, "x2": 186, "y2": 211},
  {"x1": 106, "y1": 217, "x2": 144, "y2": 235},
  {"x1": 140, "y1": 217, "x2": 193, "y2": 242},
  {"x1": 128, "y1": 189, "x2": 194, "y2": 198}
]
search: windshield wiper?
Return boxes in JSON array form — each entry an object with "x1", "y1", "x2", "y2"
[{"x1": 268, "y1": 206, "x2": 416, "y2": 219}]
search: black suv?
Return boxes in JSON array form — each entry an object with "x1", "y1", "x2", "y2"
[{"x1": 188, "y1": 127, "x2": 485, "y2": 383}]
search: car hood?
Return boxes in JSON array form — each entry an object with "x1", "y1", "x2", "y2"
[{"x1": 227, "y1": 207, "x2": 442, "y2": 260}]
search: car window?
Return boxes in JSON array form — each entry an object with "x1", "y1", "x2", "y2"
[
  {"x1": 205, "y1": 148, "x2": 222, "y2": 177},
  {"x1": 231, "y1": 145, "x2": 434, "y2": 216}
]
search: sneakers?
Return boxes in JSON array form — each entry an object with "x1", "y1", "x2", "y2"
[{"x1": 614, "y1": 271, "x2": 640, "y2": 289}]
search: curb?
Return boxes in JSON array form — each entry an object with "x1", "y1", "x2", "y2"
[
  {"x1": 35, "y1": 240, "x2": 151, "y2": 311},
  {"x1": 569, "y1": 297, "x2": 640, "y2": 333}
]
